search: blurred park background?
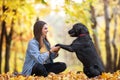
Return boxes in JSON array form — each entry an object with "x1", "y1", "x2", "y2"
[{"x1": 0, "y1": 0, "x2": 120, "y2": 74}]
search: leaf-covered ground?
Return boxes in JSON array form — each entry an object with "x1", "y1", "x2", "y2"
[{"x1": 0, "y1": 71, "x2": 120, "y2": 80}]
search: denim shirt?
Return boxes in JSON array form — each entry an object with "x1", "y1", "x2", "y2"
[{"x1": 22, "y1": 38, "x2": 57, "y2": 76}]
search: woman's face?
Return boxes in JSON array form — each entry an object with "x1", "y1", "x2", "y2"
[{"x1": 42, "y1": 24, "x2": 48, "y2": 37}]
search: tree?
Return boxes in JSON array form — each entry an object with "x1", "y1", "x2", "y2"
[
  {"x1": 0, "y1": 2, "x2": 8, "y2": 73},
  {"x1": 90, "y1": 4, "x2": 102, "y2": 60},
  {"x1": 112, "y1": 6, "x2": 118, "y2": 72}
]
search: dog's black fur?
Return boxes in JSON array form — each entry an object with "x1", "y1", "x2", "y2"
[{"x1": 56, "y1": 23, "x2": 105, "y2": 78}]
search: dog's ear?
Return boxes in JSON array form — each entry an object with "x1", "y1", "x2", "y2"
[
  {"x1": 73, "y1": 23, "x2": 82, "y2": 35},
  {"x1": 75, "y1": 23, "x2": 89, "y2": 34},
  {"x1": 81, "y1": 25, "x2": 89, "y2": 34}
]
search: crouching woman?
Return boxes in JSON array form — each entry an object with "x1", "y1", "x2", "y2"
[{"x1": 22, "y1": 20, "x2": 66, "y2": 77}]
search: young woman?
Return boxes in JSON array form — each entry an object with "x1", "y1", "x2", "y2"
[{"x1": 22, "y1": 20, "x2": 66, "y2": 77}]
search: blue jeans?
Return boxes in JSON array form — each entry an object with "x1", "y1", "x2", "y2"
[{"x1": 31, "y1": 62, "x2": 66, "y2": 77}]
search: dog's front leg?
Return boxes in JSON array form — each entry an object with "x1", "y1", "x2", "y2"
[{"x1": 55, "y1": 44, "x2": 74, "y2": 52}]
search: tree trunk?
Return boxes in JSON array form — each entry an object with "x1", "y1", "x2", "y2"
[
  {"x1": 103, "y1": 0, "x2": 112, "y2": 72},
  {"x1": 0, "y1": 26, "x2": 3, "y2": 73},
  {"x1": 117, "y1": 52, "x2": 120, "y2": 69},
  {"x1": 90, "y1": 4, "x2": 104, "y2": 68},
  {"x1": 0, "y1": 21, "x2": 6, "y2": 73},
  {"x1": 112, "y1": 8, "x2": 118, "y2": 71},
  {"x1": 5, "y1": 39, "x2": 11, "y2": 72},
  {"x1": 90, "y1": 5, "x2": 102, "y2": 58},
  {"x1": 117, "y1": 0, "x2": 120, "y2": 70},
  {"x1": 0, "y1": 1, "x2": 7, "y2": 73},
  {"x1": 14, "y1": 48, "x2": 17, "y2": 72},
  {"x1": 4, "y1": 20, "x2": 14, "y2": 73}
]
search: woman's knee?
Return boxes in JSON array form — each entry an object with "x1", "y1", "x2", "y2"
[
  {"x1": 59, "y1": 62, "x2": 67, "y2": 71},
  {"x1": 32, "y1": 63, "x2": 48, "y2": 77}
]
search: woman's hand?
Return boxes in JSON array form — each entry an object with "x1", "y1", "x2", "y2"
[{"x1": 50, "y1": 46, "x2": 60, "y2": 53}]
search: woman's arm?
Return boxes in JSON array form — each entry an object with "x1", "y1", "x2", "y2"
[
  {"x1": 28, "y1": 40, "x2": 50, "y2": 64},
  {"x1": 49, "y1": 46, "x2": 60, "y2": 59},
  {"x1": 50, "y1": 52, "x2": 58, "y2": 59}
]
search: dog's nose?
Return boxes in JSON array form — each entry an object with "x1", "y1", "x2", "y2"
[
  {"x1": 68, "y1": 30, "x2": 70, "y2": 34},
  {"x1": 68, "y1": 30, "x2": 72, "y2": 34}
]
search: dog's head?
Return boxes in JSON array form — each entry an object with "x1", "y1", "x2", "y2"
[{"x1": 68, "y1": 23, "x2": 89, "y2": 37}]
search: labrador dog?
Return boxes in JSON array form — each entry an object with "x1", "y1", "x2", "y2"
[{"x1": 56, "y1": 23, "x2": 105, "y2": 78}]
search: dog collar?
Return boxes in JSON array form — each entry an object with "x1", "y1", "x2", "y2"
[{"x1": 79, "y1": 34, "x2": 87, "y2": 37}]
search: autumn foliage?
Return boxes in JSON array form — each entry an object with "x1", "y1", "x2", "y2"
[{"x1": 0, "y1": 70, "x2": 120, "y2": 80}]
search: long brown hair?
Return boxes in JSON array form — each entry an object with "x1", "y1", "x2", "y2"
[{"x1": 33, "y1": 20, "x2": 49, "y2": 48}]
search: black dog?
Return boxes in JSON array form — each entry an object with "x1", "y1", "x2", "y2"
[{"x1": 56, "y1": 23, "x2": 105, "y2": 78}]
